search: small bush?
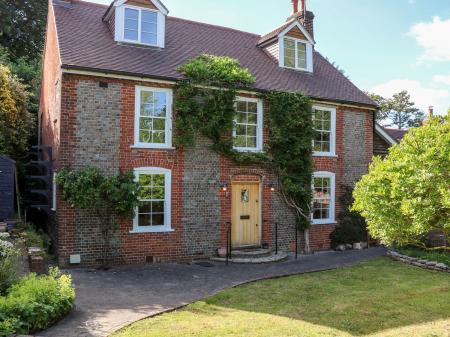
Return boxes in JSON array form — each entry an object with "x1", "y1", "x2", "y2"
[
  {"x1": 330, "y1": 186, "x2": 367, "y2": 248},
  {"x1": 0, "y1": 234, "x2": 20, "y2": 294},
  {"x1": 0, "y1": 267, "x2": 75, "y2": 336}
]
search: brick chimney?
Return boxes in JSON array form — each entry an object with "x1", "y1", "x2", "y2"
[{"x1": 288, "y1": 0, "x2": 315, "y2": 39}]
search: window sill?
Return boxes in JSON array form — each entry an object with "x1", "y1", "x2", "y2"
[
  {"x1": 311, "y1": 220, "x2": 337, "y2": 225},
  {"x1": 313, "y1": 153, "x2": 338, "y2": 158},
  {"x1": 233, "y1": 147, "x2": 264, "y2": 153},
  {"x1": 129, "y1": 228, "x2": 174, "y2": 234},
  {"x1": 131, "y1": 144, "x2": 176, "y2": 150}
]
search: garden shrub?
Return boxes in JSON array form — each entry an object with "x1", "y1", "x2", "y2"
[
  {"x1": 353, "y1": 116, "x2": 450, "y2": 249},
  {"x1": 0, "y1": 267, "x2": 75, "y2": 336},
  {"x1": 330, "y1": 186, "x2": 367, "y2": 248},
  {"x1": 0, "y1": 233, "x2": 20, "y2": 294}
]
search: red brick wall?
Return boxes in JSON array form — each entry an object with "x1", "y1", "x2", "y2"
[{"x1": 53, "y1": 73, "x2": 374, "y2": 266}]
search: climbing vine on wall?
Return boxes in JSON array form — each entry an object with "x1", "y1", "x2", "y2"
[{"x1": 175, "y1": 54, "x2": 314, "y2": 229}]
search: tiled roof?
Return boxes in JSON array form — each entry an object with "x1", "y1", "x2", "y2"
[
  {"x1": 54, "y1": 0, "x2": 376, "y2": 107},
  {"x1": 383, "y1": 128, "x2": 408, "y2": 141},
  {"x1": 257, "y1": 20, "x2": 295, "y2": 46}
]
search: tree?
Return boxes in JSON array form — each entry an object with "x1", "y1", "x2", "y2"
[
  {"x1": 352, "y1": 116, "x2": 450, "y2": 250},
  {"x1": 56, "y1": 168, "x2": 140, "y2": 268},
  {"x1": 0, "y1": 0, "x2": 47, "y2": 60},
  {"x1": 367, "y1": 90, "x2": 425, "y2": 128},
  {"x1": 366, "y1": 92, "x2": 389, "y2": 122},
  {"x1": 0, "y1": 64, "x2": 35, "y2": 159}
]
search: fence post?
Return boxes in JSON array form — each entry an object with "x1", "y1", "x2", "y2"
[{"x1": 295, "y1": 226, "x2": 298, "y2": 260}]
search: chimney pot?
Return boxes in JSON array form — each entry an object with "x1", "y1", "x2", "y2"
[{"x1": 292, "y1": 0, "x2": 299, "y2": 14}]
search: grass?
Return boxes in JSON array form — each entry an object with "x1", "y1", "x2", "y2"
[
  {"x1": 111, "y1": 258, "x2": 450, "y2": 337},
  {"x1": 396, "y1": 246, "x2": 450, "y2": 266}
]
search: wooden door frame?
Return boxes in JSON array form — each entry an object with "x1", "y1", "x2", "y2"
[{"x1": 231, "y1": 181, "x2": 262, "y2": 248}]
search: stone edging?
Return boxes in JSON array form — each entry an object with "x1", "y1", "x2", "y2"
[{"x1": 387, "y1": 249, "x2": 449, "y2": 272}]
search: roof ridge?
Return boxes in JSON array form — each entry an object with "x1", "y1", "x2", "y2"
[
  {"x1": 70, "y1": 0, "x2": 109, "y2": 8},
  {"x1": 167, "y1": 16, "x2": 261, "y2": 38},
  {"x1": 260, "y1": 18, "x2": 295, "y2": 38}
]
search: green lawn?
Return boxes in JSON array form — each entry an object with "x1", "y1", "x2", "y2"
[{"x1": 112, "y1": 258, "x2": 450, "y2": 337}]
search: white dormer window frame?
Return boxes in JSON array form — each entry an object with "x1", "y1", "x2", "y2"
[
  {"x1": 114, "y1": 1, "x2": 167, "y2": 48},
  {"x1": 278, "y1": 21, "x2": 314, "y2": 73}
]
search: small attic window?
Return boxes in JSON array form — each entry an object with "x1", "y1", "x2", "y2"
[
  {"x1": 112, "y1": 0, "x2": 167, "y2": 48},
  {"x1": 124, "y1": 7, "x2": 157, "y2": 45},
  {"x1": 283, "y1": 38, "x2": 307, "y2": 70},
  {"x1": 277, "y1": 22, "x2": 314, "y2": 72}
]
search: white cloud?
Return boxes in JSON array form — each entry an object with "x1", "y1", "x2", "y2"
[
  {"x1": 371, "y1": 79, "x2": 449, "y2": 115},
  {"x1": 408, "y1": 17, "x2": 450, "y2": 63},
  {"x1": 433, "y1": 74, "x2": 450, "y2": 86}
]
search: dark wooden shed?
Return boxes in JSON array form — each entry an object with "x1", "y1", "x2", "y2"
[{"x1": 0, "y1": 155, "x2": 16, "y2": 220}]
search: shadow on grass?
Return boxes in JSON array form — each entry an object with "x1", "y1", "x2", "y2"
[{"x1": 201, "y1": 258, "x2": 450, "y2": 336}]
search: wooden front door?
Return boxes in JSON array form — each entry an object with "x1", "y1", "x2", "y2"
[{"x1": 231, "y1": 182, "x2": 261, "y2": 247}]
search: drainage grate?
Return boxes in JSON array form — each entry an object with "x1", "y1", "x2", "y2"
[{"x1": 195, "y1": 261, "x2": 215, "y2": 268}]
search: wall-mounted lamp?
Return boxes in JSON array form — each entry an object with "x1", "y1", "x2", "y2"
[
  {"x1": 269, "y1": 184, "x2": 276, "y2": 192},
  {"x1": 220, "y1": 182, "x2": 228, "y2": 192}
]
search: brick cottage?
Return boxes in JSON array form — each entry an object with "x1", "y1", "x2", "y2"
[{"x1": 40, "y1": 0, "x2": 376, "y2": 267}]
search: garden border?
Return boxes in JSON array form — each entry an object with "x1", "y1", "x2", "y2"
[{"x1": 387, "y1": 249, "x2": 449, "y2": 273}]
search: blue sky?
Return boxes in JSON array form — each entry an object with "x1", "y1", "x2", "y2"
[{"x1": 87, "y1": 0, "x2": 450, "y2": 115}]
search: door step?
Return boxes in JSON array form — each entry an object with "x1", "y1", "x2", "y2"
[
  {"x1": 211, "y1": 251, "x2": 288, "y2": 264},
  {"x1": 231, "y1": 248, "x2": 273, "y2": 258}
]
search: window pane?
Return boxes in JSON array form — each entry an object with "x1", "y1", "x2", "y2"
[
  {"x1": 312, "y1": 177, "x2": 332, "y2": 220},
  {"x1": 153, "y1": 118, "x2": 165, "y2": 131},
  {"x1": 139, "y1": 90, "x2": 168, "y2": 144},
  {"x1": 247, "y1": 137, "x2": 257, "y2": 148},
  {"x1": 139, "y1": 130, "x2": 150, "y2": 143},
  {"x1": 139, "y1": 214, "x2": 151, "y2": 227},
  {"x1": 124, "y1": 8, "x2": 139, "y2": 41},
  {"x1": 247, "y1": 125, "x2": 257, "y2": 137},
  {"x1": 235, "y1": 125, "x2": 246, "y2": 136},
  {"x1": 138, "y1": 202, "x2": 151, "y2": 213},
  {"x1": 154, "y1": 92, "x2": 167, "y2": 117},
  {"x1": 153, "y1": 174, "x2": 165, "y2": 187},
  {"x1": 141, "y1": 10, "x2": 157, "y2": 24},
  {"x1": 297, "y1": 42, "x2": 307, "y2": 69},
  {"x1": 139, "y1": 187, "x2": 152, "y2": 200},
  {"x1": 247, "y1": 113, "x2": 257, "y2": 124},
  {"x1": 137, "y1": 173, "x2": 168, "y2": 227},
  {"x1": 236, "y1": 101, "x2": 247, "y2": 112},
  {"x1": 248, "y1": 102, "x2": 257, "y2": 113},
  {"x1": 124, "y1": 29, "x2": 138, "y2": 41},
  {"x1": 234, "y1": 99, "x2": 260, "y2": 149},
  {"x1": 151, "y1": 213, "x2": 164, "y2": 226},
  {"x1": 139, "y1": 174, "x2": 152, "y2": 186},
  {"x1": 235, "y1": 136, "x2": 246, "y2": 147},
  {"x1": 152, "y1": 131, "x2": 165, "y2": 144},
  {"x1": 152, "y1": 201, "x2": 164, "y2": 213},
  {"x1": 284, "y1": 48, "x2": 295, "y2": 68},
  {"x1": 142, "y1": 32, "x2": 157, "y2": 45},
  {"x1": 236, "y1": 112, "x2": 247, "y2": 123}
]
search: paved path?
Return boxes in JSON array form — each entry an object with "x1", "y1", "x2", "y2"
[{"x1": 40, "y1": 247, "x2": 386, "y2": 337}]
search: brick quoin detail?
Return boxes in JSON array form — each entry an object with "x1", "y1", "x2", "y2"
[{"x1": 50, "y1": 73, "x2": 374, "y2": 267}]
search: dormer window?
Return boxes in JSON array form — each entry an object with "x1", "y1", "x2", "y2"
[
  {"x1": 278, "y1": 23, "x2": 314, "y2": 72},
  {"x1": 124, "y1": 7, "x2": 157, "y2": 45},
  {"x1": 283, "y1": 37, "x2": 307, "y2": 70},
  {"x1": 109, "y1": 0, "x2": 168, "y2": 48}
]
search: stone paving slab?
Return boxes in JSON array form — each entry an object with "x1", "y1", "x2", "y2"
[{"x1": 40, "y1": 247, "x2": 386, "y2": 337}]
